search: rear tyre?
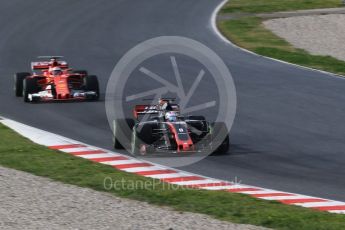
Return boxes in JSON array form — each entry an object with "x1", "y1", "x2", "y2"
[
  {"x1": 23, "y1": 78, "x2": 39, "y2": 103},
  {"x1": 84, "y1": 75, "x2": 99, "y2": 100},
  {"x1": 14, "y1": 72, "x2": 30, "y2": 97},
  {"x1": 113, "y1": 119, "x2": 135, "y2": 149}
]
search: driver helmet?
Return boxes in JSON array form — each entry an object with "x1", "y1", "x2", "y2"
[
  {"x1": 165, "y1": 111, "x2": 177, "y2": 122},
  {"x1": 50, "y1": 67, "x2": 62, "y2": 76},
  {"x1": 158, "y1": 98, "x2": 166, "y2": 105}
]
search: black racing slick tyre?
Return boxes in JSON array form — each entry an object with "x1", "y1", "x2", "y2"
[
  {"x1": 131, "y1": 123, "x2": 153, "y2": 155},
  {"x1": 113, "y1": 119, "x2": 135, "y2": 149},
  {"x1": 211, "y1": 122, "x2": 230, "y2": 155},
  {"x1": 131, "y1": 129, "x2": 140, "y2": 155},
  {"x1": 135, "y1": 123, "x2": 153, "y2": 144},
  {"x1": 213, "y1": 134, "x2": 230, "y2": 154},
  {"x1": 14, "y1": 72, "x2": 30, "y2": 97},
  {"x1": 84, "y1": 75, "x2": 100, "y2": 100},
  {"x1": 23, "y1": 78, "x2": 39, "y2": 103}
]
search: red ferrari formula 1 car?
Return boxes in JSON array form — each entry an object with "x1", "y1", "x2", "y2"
[
  {"x1": 113, "y1": 99, "x2": 230, "y2": 155},
  {"x1": 14, "y1": 56, "x2": 99, "y2": 102}
]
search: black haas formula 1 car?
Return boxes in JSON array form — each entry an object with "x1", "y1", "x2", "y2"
[
  {"x1": 14, "y1": 56, "x2": 99, "y2": 102},
  {"x1": 113, "y1": 99, "x2": 230, "y2": 155}
]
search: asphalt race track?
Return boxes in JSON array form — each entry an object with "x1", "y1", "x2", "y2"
[{"x1": 0, "y1": 0, "x2": 344, "y2": 201}]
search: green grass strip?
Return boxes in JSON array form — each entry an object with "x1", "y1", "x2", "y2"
[
  {"x1": 1, "y1": 123, "x2": 345, "y2": 229},
  {"x1": 221, "y1": 0, "x2": 342, "y2": 14},
  {"x1": 218, "y1": 17, "x2": 345, "y2": 75}
]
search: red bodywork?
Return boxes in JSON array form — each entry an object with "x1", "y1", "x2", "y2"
[
  {"x1": 31, "y1": 71, "x2": 84, "y2": 100},
  {"x1": 166, "y1": 122, "x2": 194, "y2": 152},
  {"x1": 29, "y1": 59, "x2": 86, "y2": 101},
  {"x1": 133, "y1": 102, "x2": 195, "y2": 153},
  {"x1": 31, "y1": 59, "x2": 68, "y2": 70}
]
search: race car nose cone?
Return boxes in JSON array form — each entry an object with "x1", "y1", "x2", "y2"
[
  {"x1": 58, "y1": 93, "x2": 70, "y2": 99},
  {"x1": 182, "y1": 142, "x2": 191, "y2": 151}
]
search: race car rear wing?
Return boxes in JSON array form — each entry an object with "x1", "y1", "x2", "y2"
[
  {"x1": 133, "y1": 104, "x2": 180, "y2": 119},
  {"x1": 31, "y1": 56, "x2": 68, "y2": 70},
  {"x1": 31, "y1": 61, "x2": 69, "y2": 70}
]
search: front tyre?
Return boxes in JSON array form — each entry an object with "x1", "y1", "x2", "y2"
[
  {"x1": 113, "y1": 119, "x2": 135, "y2": 149},
  {"x1": 131, "y1": 123, "x2": 154, "y2": 155},
  {"x1": 23, "y1": 78, "x2": 39, "y2": 103},
  {"x1": 14, "y1": 72, "x2": 30, "y2": 97},
  {"x1": 210, "y1": 122, "x2": 230, "y2": 155},
  {"x1": 84, "y1": 75, "x2": 99, "y2": 101}
]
